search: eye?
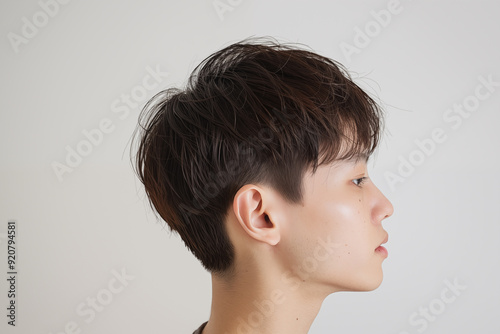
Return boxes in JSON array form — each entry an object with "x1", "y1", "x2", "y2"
[{"x1": 353, "y1": 177, "x2": 368, "y2": 187}]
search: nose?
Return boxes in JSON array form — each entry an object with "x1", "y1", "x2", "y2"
[{"x1": 371, "y1": 183, "x2": 394, "y2": 224}]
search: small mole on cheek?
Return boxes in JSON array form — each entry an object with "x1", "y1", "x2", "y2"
[
  {"x1": 296, "y1": 318, "x2": 299, "y2": 321},
  {"x1": 359, "y1": 198, "x2": 361, "y2": 202},
  {"x1": 348, "y1": 252, "x2": 350, "y2": 254}
]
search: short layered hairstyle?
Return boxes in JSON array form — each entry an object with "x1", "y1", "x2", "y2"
[{"x1": 133, "y1": 37, "x2": 384, "y2": 274}]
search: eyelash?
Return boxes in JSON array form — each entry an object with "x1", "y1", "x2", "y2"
[{"x1": 353, "y1": 177, "x2": 368, "y2": 187}]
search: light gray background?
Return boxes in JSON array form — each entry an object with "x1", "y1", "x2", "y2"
[{"x1": 1, "y1": 0, "x2": 499, "y2": 333}]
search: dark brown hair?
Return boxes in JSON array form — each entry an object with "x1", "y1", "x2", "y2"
[{"x1": 133, "y1": 37, "x2": 384, "y2": 274}]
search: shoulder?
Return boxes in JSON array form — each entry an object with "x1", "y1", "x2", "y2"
[{"x1": 192, "y1": 321, "x2": 208, "y2": 334}]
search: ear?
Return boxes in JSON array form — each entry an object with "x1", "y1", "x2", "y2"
[{"x1": 233, "y1": 185, "x2": 280, "y2": 246}]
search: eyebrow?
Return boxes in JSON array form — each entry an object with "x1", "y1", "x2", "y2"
[
  {"x1": 358, "y1": 153, "x2": 369, "y2": 163},
  {"x1": 327, "y1": 152, "x2": 370, "y2": 169},
  {"x1": 324, "y1": 152, "x2": 371, "y2": 170},
  {"x1": 338, "y1": 152, "x2": 370, "y2": 165},
  {"x1": 345, "y1": 152, "x2": 369, "y2": 164}
]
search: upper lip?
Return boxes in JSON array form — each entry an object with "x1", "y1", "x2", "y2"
[{"x1": 378, "y1": 233, "x2": 389, "y2": 247}]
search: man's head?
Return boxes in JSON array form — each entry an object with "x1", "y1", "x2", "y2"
[{"x1": 134, "y1": 37, "x2": 393, "y2": 290}]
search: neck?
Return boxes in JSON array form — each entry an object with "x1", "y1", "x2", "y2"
[{"x1": 202, "y1": 261, "x2": 328, "y2": 334}]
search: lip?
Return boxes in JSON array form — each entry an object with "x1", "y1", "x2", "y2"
[
  {"x1": 375, "y1": 233, "x2": 389, "y2": 258},
  {"x1": 380, "y1": 234, "x2": 388, "y2": 246},
  {"x1": 375, "y1": 245, "x2": 388, "y2": 258}
]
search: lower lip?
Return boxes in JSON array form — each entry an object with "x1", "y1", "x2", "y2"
[{"x1": 375, "y1": 246, "x2": 388, "y2": 258}]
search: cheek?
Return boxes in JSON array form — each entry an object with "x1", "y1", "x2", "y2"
[
  {"x1": 311, "y1": 197, "x2": 373, "y2": 267},
  {"x1": 279, "y1": 190, "x2": 372, "y2": 268},
  {"x1": 315, "y1": 195, "x2": 366, "y2": 237}
]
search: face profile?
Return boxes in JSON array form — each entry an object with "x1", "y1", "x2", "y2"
[
  {"x1": 223, "y1": 152, "x2": 394, "y2": 322},
  {"x1": 268, "y1": 156, "x2": 394, "y2": 294},
  {"x1": 133, "y1": 36, "x2": 395, "y2": 334}
]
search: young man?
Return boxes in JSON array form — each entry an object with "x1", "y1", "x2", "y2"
[{"x1": 133, "y1": 37, "x2": 394, "y2": 334}]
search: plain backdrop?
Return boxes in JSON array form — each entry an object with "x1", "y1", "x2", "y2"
[{"x1": 1, "y1": 0, "x2": 499, "y2": 333}]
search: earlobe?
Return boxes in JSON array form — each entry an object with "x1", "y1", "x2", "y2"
[{"x1": 233, "y1": 185, "x2": 281, "y2": 246}]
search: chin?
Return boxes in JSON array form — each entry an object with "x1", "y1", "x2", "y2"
[
  {"x1": 359, "y1": 272, "x2": 384, "y2": 291},
  {"x1": 322, "y1": 265, "x2": 385, "y2": 293},
  {"x1": 361, "y1": 279, "x2": 383, "y2": 291},
  {"x1": 335, "y1": 272, "x2": 384, "y2": 292}
]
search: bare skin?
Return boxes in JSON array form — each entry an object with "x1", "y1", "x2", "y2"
[{"x1": 202, "y1": 156, "x2": 394, "y2": 334}]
